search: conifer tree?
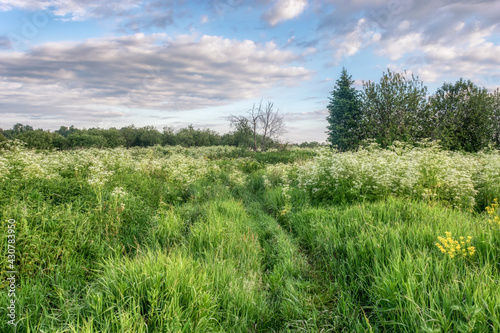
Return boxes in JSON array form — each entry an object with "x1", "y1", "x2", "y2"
[{"x1": 326, "y1": 67, "x2": 362, "y2": 150}]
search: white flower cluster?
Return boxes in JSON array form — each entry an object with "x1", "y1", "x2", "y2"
[
  {"x1": 475, "y1": 150, "x2": 500, "y2": 203},
  {"x1": 263, "y1": 163, "x2": 294, "y2": 186},
  {"x1": 87, "y1": 161, "x2": 114, "y2": 188},
  {"x1": 1, "y1": 142, "x2": 497, "y2": 212},
  {"x1": 111, "y1": 187, "x2": 128, "y2": 198},
  {"x1": 227, "y1": 168, "x2": 247, "y2": 187},
  {"x1": 166, "y1": 145, "x2": 238, "y2": 158},
  {"x1": 262, "y1": 175, "x2": 272, "y2": 189},
  {"x1": 294, "y1": 142, "x2": 492, "y2": 209},
  {"x1": 1, "y1": 148, "x2": 61, "y2": 180},
  {"x1": 135, "y1": 150, "x2": 164, "y2": 176},
  {"x1": 0, "y1": 144, "x2": 242, "y2": 185},
  {"x1": 0, "y1": 156, "x2": 9, "y2": 181},
  {"x1": 162, "y1": 154, "x2": 216, "y2": 189},
  {"x1": 263, "y1": 163, "x2": 296, "y2": 201},
  {"x1": 111, "y1": 186, "x2": 128, "y2": 210}
]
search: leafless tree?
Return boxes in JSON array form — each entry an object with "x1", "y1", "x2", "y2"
[
  {"x1": 248, "y1": 102, "x2": 263, "y2": 151},
  {"x1": 229, "y1": 100, "x2": 286, "y2": 151},
  {"x1": 259, "y1": 101, "x2": 285, "y2": 151}
]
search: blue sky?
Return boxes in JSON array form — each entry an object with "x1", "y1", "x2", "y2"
[{"x1": 1, "y1": 0, "x2": 499, "y2": 143}]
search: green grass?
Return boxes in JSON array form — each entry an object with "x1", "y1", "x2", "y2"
[
  {"x1": 0, "y1": 145, "x2": 499, "y2": 332},
  {"x1": 284, "y1": 198, "x2": 500, "y2": 331}
]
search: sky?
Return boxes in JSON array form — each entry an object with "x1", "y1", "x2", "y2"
[{"x1": 0, "y1": 0, "x2": 499, "y2": 143}]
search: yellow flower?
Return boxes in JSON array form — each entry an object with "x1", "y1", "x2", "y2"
[
  {"x1": 486, "y1": 199, "x2": 500, "y2": 227},
  {"x1": 436, "y1": 232, "x2": 475, "y2": 259}
]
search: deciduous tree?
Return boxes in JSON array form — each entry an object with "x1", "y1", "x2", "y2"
[
  {"x1": 430, "y1": 79, "x2": 494, "y2": 152},
  {"x1": 361, "y1": 69, "x2": 427, "y2": 147},
  {"x1": 230, "y1": 100, "x2": 285, "y2": 151},
  {"x1": 259, "y1": 101, "x2": 285, "y2": 151}
]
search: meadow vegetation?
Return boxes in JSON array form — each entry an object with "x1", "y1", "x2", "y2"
[{"x1": 1, "y1": 141, "x2": 499, "y2": 332}]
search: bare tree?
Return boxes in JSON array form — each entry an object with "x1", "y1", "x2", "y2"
[
  {"x1": 248, "y1": 102, "x2": 263, "y2": 151},
  {"x1": 259, "y1": 101, "x2": 285, "y2": 151},
  {"x1": 229, "y1": 100, "x2": 286, "y2": 151}
]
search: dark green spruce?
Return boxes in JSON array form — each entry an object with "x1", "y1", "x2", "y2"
[{"x1": 326, "y1": 67, "x2": 362, "y2": 151}]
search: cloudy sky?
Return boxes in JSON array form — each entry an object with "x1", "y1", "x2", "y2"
[{"x1": 1, "y1": 0, "x2": 499, "y2": 143}]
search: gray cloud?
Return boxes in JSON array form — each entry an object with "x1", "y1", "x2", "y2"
[
  {"x1": 285, "y1": 108, "x2": 327, "y2": 122},
  {"x1": 0, "y1": 0, "x2": 138, "y2": 18},
  {"x1": 376, "y1": 21, "x2": 500, "y2": 87},
  {"x1": 2, "y1": 0, "x2": 499, "y2": 132},
  {"x1": 315, "y1": 1, "x2": 499, "y2": 45},
  {"x1": 0, "y1": 33, "x2": 312, "y2": 124},
  {"x1": 0, "y1": 36, "x2": 11, "y2": 49},
  {"x1": 1, "y1": 0, "x2": 309, "y2": 31},
  {"x1": 0, "y1": 0, "x2": 187, "y2": 31}
]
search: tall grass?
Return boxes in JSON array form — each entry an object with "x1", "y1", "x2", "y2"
[
  {"x1": 282, "y1": 198, "x2": 500, "y2": 331},
  {"x1": 0, "y1": 143, "x2": 499, "y2": 332}
]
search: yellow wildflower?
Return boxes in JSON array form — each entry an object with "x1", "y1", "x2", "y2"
[
  {"x1": 486, "y1": 199, "x2": 500, "y2": 227},
  {"x1": 436, "y1": 232, "x2": 475, "y2": 259}
]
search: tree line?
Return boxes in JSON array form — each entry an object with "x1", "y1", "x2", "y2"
[
  {"x1": 0, "y1": 122, "x2": 286, "y2": 150},
  {"x1": 327, "y1": 68, "x2": 500, "y2": 152},
  {"x1": 1, "y1": 99, "x2": 296, "y2": 151}
]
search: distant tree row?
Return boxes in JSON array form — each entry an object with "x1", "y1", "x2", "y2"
[
  {"x1": 0, "y1": 123, "x2": 282, "y2": 150},
  {"x1": 327, "y1": 68, "x2": 500, "y2": 152}
]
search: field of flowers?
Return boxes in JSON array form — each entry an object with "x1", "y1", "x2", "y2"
[{"x1": 0, "y1": 141, "x2": 499, "y2": 332}]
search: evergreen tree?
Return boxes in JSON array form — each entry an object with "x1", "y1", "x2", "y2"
[{"x1": 326, "y1": 67, "x2": 362, "y2": 150}]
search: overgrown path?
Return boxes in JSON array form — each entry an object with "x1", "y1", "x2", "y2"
[
  {"x1": 240, "y1": 199, "x2": 340, "y2": 331},
  {"x1": 1, "y1": 145, "x2": 499, "y2": 332},
  {"x1": 237, "y1": 185, "x2": 371, "y2": 331}
]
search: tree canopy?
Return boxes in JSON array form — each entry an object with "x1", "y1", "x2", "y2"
[{"x1": 326, "y1": 68, "x2": 500, "y2": 152}]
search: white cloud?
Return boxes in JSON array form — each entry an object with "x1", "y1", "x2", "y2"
[
  {"x1": 332, "y1": 18, "x2": 380, "y2": 61},
  {"x1": 317, "y1": 0, "x2": 500, "y2": 89},
  {"x1": 0, "y1": 0, "x2": 48, "y2": 11},
  {"x1": 398, "y1": 20, "x2": 410, "y2": 31},
  {"x1": 376, "y1": 32, "x2": 422, "y2": 61},
  {"x1": 264, "y1": 0, "x2": 307, "y2": 26},
  {"x1": 0, "y1": 0, "x2": 138, "y2": 17},
  {"x1": 0, "y1": 33, "x2": 313, "y2": 125},
  {"x1": 376, "y1": 23, "x2": 500, "y2": 90}
]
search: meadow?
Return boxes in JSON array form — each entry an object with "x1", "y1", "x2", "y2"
[{"x1": 0, "y1": 140, "x2": 499, "y2": 332}]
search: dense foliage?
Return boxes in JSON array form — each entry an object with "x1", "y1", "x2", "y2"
[
  {"x1": 1, "y1": 143, "x2": 499, "y2": 331},
  {"x1": 429, "y1": 79, "x2": 495, "y2": 152},
  {"x1": 361, "y1": 70, "x2": 428, "y2": 147},
  {"x1": 0, "y1": 123, "x2": 282, "y2": 150},
  {"x1": 327, "y1": 69, "x2": 500, "y2": 152}
]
